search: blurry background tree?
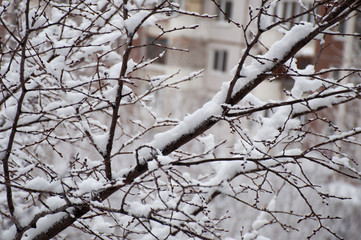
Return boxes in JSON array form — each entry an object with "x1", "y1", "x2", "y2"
[{"x1": 0, "y1": 0, "x2": 361, "y2": 239}]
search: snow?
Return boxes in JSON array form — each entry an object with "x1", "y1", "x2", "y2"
[
  {"x1": 291, "y1": 65, "x2": 324, "y2": 98},
  {"x1": 150, "y1": 82, "x2": 228, "y2": 151},
  {"x1": 0, "y1": 226, "x2": 16, "y2": 240},
  {"x1": 29, "y1": 8, "x2": 47, "y2": 29},
  {"x1": 244, "y1": 231, "x2": 258, "y2": 240},
  {"x1": 182, "y1": 172, "x2": 191, "y2": 181},
  {"x1": 54, "y1": 41, "x2": 70, "y2": 57},
  {"x1": 56, "y1": 106, "x2": 77, "y2": 117},
  {"x1": 235, "y1": 22, "x2": 315, "y2": 95},
  {"x1": 92, "y1": 132, "x2": 109, "y2": 155},
  {"x1": 7, "y1": 18, "x2": 334, "y2": 237},
  {"x1": 290, "y1": 84, "x2": 356, "y2": 116},
  {"x1": 16, "y1": 164, "x2": 35, "y2": 176},
  {"x1": 122, "y1": 85, "x2": 133, "y2": 102},
  {"x1": 143, "y1": 21, "x2": 321, "y2": 186},
  {"x1": 264, "y1": 23, "x2": 314, "y2": 60},
  {"x1": 283, "y1": 148, "x2": 303, "y2": 156},
  {"x1": 66, "y1": 92, "x2": 84, "y2": 104},
  {"x1": 252, "y1": 218, "x2": 268, "y2": 230},
  {"x1": 158, "y1": 155, "x2": 172, "y2": 165},
  {"x1": 25, "y1": 177, "x2": 62, "y2": 193},
  {"x1": 332, "y1": 156, "x2": 352, "y2": 169},
  {"x1": 243, "y1": 92, "x2": 266, "y2": 106},
  {"x1": 92, "y1": 31, "x2": 124, "y2": 46},
  {"x1": 2, "y1": 1, "x2": 360, "y2": 239},
  {"x1": 43, "y1": 101, "x2": 63, "y2": 112},
  {"x1": 92, "y1": 216, "x2": 112, "y2": 234},
  {"x1": 254, "y1": 106, "x2": 300, "y2": 141},
  {"x1": 199, "y1": 134, "x2": 216, "y2": 157},
  {"x1": 152, "y1": 99, "x2": 221, "y2": 149},
  {"x1": 328, "y1": 182, "x2": 361, "y2": 205},
  {"x1": 260, "y1": 6, "x2": 273, "y2": 31},
  {"x1": 102, "y1": 84, "x2": 118, "y2": 103},
  {"x1": 3, "y1": 105, "x2": 17, "y2": 121},
  {"x1": 1, "y1": 1, "x2": 9, "y2": 7},
  {"x1": 44, "y1": 55, "x2": 66, "y2": 80},
  {"x1": 96, "y1": 0, "x2": 107, "y2": 10},
  {"x1": 148, "y1": 159, "x2": 158, "y2": 171},
  {"x1": 267, "y1": 197, "x2": 276, "y2": 211},
  {"x1": 125, "y1": 11, "x2": 147, "y2": 34},
  {"x1": 328, "y1": 127, "x2": 361, "y2": 141},
  {"x1": 77, "y1": 178, "x2": 104, "y2": 195},
  {"x1": 45, "y1": 196, "x2": 67, "y2": 210},
  {"x1": 150, "y1": 74, "x2": 169, "y2": 87},
  {"x1": 245, "y1": 198, "x2": 276, "y2": 240},
  {"x1": 128, "y1": 201, "x2": 152, "y2": 217},
  {"x1": 251, "y1": 198, "x2": 275, "y2": 231},
  {"x1": 22, "y1": 212, "x2": 70, "y2": 240},
  {"x1": 232, "y1": 23, "x2": 315, "y2": 94}
]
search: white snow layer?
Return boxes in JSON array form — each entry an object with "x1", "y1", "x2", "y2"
[{"x1": 149, "y1": 23, "x2": 315, "y2": 158}]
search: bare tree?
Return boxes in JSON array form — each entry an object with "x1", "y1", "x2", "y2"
[{"x1": 1, "y1": 0, "x2": 361, "y2": 239}]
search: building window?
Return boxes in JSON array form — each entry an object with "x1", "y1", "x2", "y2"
[
  {"x1": 185, "y1": 0, "x2": 203, "y2": 13},
  {"x1": 217, "y1": 0, "x2": 233, "y2": 21},
  {"x1": 281, "y1": 78, "x2": 295, "y2": 91},
  {"x1": 213, "y1": 50, "x2": 228, "y2": 72},
  {"x1": 297, "y1": 56, "x2": 313, "y2": 69},
  {"x1": 337, "y1": 20, "x2": 346, "y2": 34},
  {"x1": 356, "y1": 13, "x2": 361, "y2": 49},
  {"x1": 356, "y1": 13, "x2": 361, "y2": 33},
  {"x1": 146, "y1": 37, "x2": 168, "y2": 64},
  {"x1": 170, "y1": 0, "x2": 203, "y2": 14},
  {"x1": 272, "y1": 1, "x2": 315, "y2": 27}
]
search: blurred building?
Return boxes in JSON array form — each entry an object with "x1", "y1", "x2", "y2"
[
  {"x1": 135, "y1": 0, "x2": 249, "y2": 117},
  {"x1": 135, "y1": 0, "x2": 360, "y2": 118}
]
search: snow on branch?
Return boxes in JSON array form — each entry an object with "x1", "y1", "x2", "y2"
[{"x1": 1, "y1": 0, "x2": 361, "y2": 239}]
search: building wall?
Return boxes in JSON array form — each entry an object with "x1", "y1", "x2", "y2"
[{"x1": 136, "y1": 0, "x2": 360, "y2": 118}]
